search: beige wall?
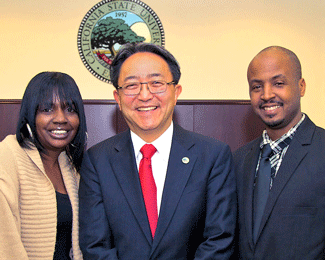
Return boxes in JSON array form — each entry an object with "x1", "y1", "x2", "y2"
[{"x1": 1, "y1": 0, "x2": 325, "y2": 127}]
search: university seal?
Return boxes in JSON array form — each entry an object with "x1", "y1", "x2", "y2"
[{"x1": 77, "y1": 0, "x2": 165, "y2": 82}]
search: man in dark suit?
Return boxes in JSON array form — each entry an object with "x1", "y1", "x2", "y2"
[
  {"x1": 79, "y1": 43, "x2": 236, "y2": 259},
  {"x1": 234, "y1": 46, "x2": 325, "y2": 259}
]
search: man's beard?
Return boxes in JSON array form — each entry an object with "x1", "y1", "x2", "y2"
[{"x1": 263, "y1": 117, "x2": 285, "y2": 129}]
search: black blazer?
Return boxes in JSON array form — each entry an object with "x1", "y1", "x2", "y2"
[
  {"x1": 79, "y1": 124, "x2": 236, "y2": 259},
  {"x1": 234, "y1": 115, "x2": 325, "y2": 259}
]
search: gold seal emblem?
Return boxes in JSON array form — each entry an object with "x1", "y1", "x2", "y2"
[{"x1": 77, "y1": 0, "x2": 165, "y2": 82}]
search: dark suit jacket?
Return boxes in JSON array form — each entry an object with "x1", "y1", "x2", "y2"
[
  {"x1": 79, "y1": 124, "x2": 236, "y2": 260},
  {"x1": 234, "y1": 115, "x2": 325, "y2": 259}
]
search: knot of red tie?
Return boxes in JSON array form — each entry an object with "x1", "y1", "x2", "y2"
[{"x1": 140, "y1": 144, "x2": 157, "y2": 160}]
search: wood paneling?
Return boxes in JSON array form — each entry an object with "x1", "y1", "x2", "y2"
[
  {"x1": 0, "y1": 101, "x2": 21, "y2": 141},
  {"x1": 0, "y1": 100, "x2": 264, "y2": 151}
]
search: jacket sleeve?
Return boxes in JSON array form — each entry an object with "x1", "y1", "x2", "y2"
[
  {"x1": 79, "y1": 150, "x2": 119, "y2": 260},
  {"x1": 194, "y1": 144, "x2": 237, "y2": 260},
  {"x1": 0, "y1": 151, "x2": 29, "y2": 259}
]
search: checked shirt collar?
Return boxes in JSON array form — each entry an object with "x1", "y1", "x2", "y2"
[{"x1": 258, "y1": 114, "x2": 305, "y2": 188}]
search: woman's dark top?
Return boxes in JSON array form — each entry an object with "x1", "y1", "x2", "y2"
[{"x1": 53, "y1": 191, "x2": 72, "y2": 260}]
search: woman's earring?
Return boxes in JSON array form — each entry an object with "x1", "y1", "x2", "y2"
[{"x1": 26, "y1": 123, "x2": 34, "y2": 139}]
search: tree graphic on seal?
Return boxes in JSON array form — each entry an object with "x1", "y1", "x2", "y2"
[{"x1": 91, "y1": 17, "x2": 146, "y2": 60}]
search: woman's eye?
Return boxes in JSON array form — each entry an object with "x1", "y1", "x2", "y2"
[
  {"x1": 40, "y1": 108, "x2": 52, "y2": 112},
  {"x1": 67, "y1": 107, "x2": 76, "y2": 113}
]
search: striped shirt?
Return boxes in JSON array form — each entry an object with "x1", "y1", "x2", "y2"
[{"x1": 256, "y1": 114, "x2": 305, "y2": 189}]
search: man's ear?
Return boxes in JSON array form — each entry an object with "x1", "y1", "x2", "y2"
[
  {"x1": 113, "y1": 90, "x2": 122, "y2": 111},
  {"x1": 174, "y1": 84, "x2": 182, "y2": 103},
  {"x1": 299, "y1": 78, "x2": 306, "y2": 97}
]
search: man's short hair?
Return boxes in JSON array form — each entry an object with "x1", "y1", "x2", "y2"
[{"x1": 110, "y1": 43, "x2": 181, "y2": 89}]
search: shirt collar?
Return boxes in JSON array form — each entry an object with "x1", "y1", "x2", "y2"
[
  {"x1": 131, "y1": 122, "x2": 174, "y2": 162},
  {"x1": 260, "y1": 113, "x2": 305, "y2": 152}
]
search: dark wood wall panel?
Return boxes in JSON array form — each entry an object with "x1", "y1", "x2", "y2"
[
  {"x1": 174, "y1": 105, "x2": 195, "y2": 132},
  {"x1": 84, "y1": 101, "x2": 118, "y2": 149},
  {"x1": 0, "y1": 102, "x2": 21, "y2": 141},
  {"x1": 192, "y1": 102, "x2": 265, "y2": 151},
  {"x1": 0, "y1": 100, "x2": 264, "y2": 151}
]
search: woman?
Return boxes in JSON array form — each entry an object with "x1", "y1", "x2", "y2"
[{"x1": 0, "y1": 72, "x2": 86, "y2": 259}]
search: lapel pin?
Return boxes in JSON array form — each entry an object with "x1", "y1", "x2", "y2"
[{"x1": 182, "y1": 157, "x2": 190, "y2": 164}]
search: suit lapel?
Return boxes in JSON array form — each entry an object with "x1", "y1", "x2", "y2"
[
  {"x1": 110, "y1": 131, "x2": 153, "y2": 244},
  {"x1": 151, "y1": 125, "x2": 197, "y2": 253},
  {"x1": 242, "y1": 139, "x2": 261, "y2": 249},
  {"x1": 257, "y1": 116, "x2": 314, "y2": 241}
]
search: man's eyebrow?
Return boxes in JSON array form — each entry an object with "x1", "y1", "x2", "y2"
[
  {"x1": 249, "y1": 74, "x2": 286, "y2": 84},
  {"x1": 249, "y1": 79, "x2": 263, "y2": 84},
  {"x1": 123, "y1": 76, "x2": 139, "y2": 81},
  {"x1": 148, "y1": 73, "x2": 163, "y2": 78},
  {"x1": 271, "y1": 74, "x2": 286, "y2": 80},
  {"x1": 123, "y1": 73, "x2": 163, "y2": 81}
]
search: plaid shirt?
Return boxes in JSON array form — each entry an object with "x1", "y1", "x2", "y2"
[{"x1": 256, "y1": 114, "x2": 305, "y2": 189}]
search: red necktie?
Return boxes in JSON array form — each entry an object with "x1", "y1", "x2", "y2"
[{"x1": 139, "y1": 144, "x2": 158, "y2": 238}]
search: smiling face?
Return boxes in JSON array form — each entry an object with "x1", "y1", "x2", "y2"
[
  {"x1": 35, "y1": 96, "x2": 80, "y2": 154},
  {"x1": 113, "y1": 52, "x2": 182, "y2": 142},
  {"x1": 248, "y1": 49, "x2": 306, "y2": 139}
]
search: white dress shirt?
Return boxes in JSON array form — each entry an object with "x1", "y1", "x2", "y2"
[{"x1": 131, "y1": 122, "x2": 173, "y2": 214}]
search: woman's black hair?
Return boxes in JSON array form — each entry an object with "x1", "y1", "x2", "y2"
[{"x1": 16, "y1": 72, "x2": 87, "y2": 172}]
